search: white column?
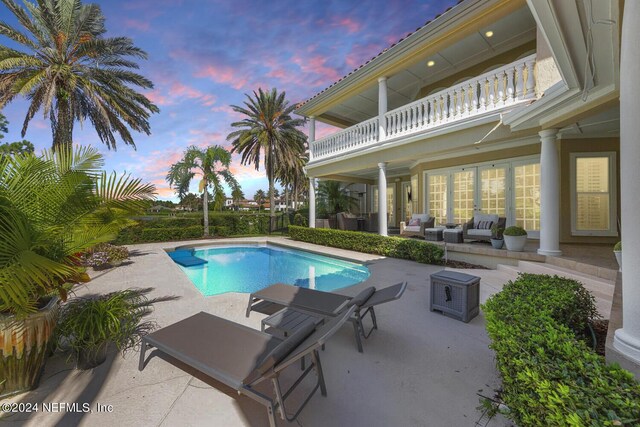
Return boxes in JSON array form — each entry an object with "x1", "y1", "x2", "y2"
[
  {"x1": 614, "y1": 0, "x2": 640, "y2": 363},
  {"x1": 308, "y1": 115, "x2": 315, "y2": 143},
  {"x1": 378, "y1": 162, "x2": 388, "y2": 236},
  {"x1": 308, "y1": 177, "x2": 316, "y2": 228},
  {"x1": 378, "y1": 77, "x2": 388, "y2": 140},
  {"x1": 537, "y1": 129, "x2": 562, "y2": 256}
]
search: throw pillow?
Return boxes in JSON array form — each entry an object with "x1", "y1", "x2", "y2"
[
  {"x1": 477, "y1": 220, "x2": 493, "y2": 230},
  {"x1": 408, "y1": 218, "x2": 421, "y2": 226}
]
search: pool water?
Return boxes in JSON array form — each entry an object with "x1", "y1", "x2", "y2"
[{"x1": 177, "y1": 245, "x2": 370, "y2": 296}]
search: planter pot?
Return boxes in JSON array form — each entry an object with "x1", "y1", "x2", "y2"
[
  {"x1": 614, "y1": 250, "x2": 622, "y2": 271},
  {"x1": 490, "y1": 238, "x2": 504, "y2": 249},
  {"x1": 0, "y1": 297, "x2": 59, "y2": 398},
  {"x1": 76, "y1": 342, "x2": 109, "y2": 370},
  {"x1": 504, "y1": 235, "x2": 527, "y2": 252}
]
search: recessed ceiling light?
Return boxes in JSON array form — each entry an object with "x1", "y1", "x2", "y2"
[
  {"x1": 485, "y1": 30, "x2": 494, "y2": 38},
  {"x1": 427, "y1": 60, "x2": 435, "y2": 67}
]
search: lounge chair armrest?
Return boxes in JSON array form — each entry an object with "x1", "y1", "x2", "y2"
[
  {"x1": 462, "y1": 219, "x2": 474, "y2": 232},
  {"x1": 400, "y1": 221, "x2": 406, "y2": 234}
]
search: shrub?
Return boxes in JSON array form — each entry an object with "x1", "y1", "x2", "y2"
[
  {"x1": 503, "y1": 225, "x2": 527, "y2": 236},
  {"x1": 293, "y1": 213, "x2": 308, "y2": 227},
  {"x1": 288, "y1": 226, "x2": 443, "y2": 264},
  {"x1": 614, "y1": 241, "x2": 621, "y2": 251},
  {"x1": 483, "y1": 273, "x2": 640, "y2": 426},
  {"x1": 81, "y1": 243, "x2": 130, "y2": 267}
]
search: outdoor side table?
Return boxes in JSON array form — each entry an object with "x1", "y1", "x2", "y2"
[
  {"x1": 443, "y1": 228, "x2": 463, "y2": 243},
  {"x1": 261, "y1": 307, "x2": 323, "y2": 338},
  {"x1": 425, "y1": 227, "x2": 444, "y2": 241},
  {"x1": 430, "y1": 270, "x2": 480, "y2": 323}
]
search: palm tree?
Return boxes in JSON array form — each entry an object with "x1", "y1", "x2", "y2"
[
  {"x1": 0, "y1": 0, "x2": 159, "y2": 149},
  {"x1": 254, "y1": 189, "x2": 266, "y2": 210},
  {"x1": 227, "y1": 88, "x2": 307, "y2": 230},
  {"x1": 317, "y1": 180, "x2": 358, "y2": 214},
  {"x1": 231, "y1": 187, "x2": 244, "y2": 210},
  {"x1": 166, "y1": 145, "x2": 238, "y2": 236}
]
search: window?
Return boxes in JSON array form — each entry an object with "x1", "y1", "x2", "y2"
[
  {"x1": 427, "y1": 174, "x2": 448, "y2": 225},
  {"x1": 514, "y1": 163, "x2": 540, "y2": 231},
  {"x1": 411, "y1": 174, "x2": 419, "y2": 214},
  {"x1": 571, "y1": 153, "x2": 617, "y2": 236}
]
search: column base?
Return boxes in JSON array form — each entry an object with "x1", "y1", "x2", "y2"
[
  {"x1": 537, "y1": 248, "x2": 562, "y2": 256},
  {"x1": 614, "y1": 329, "x2": 640, "y2": 362}
]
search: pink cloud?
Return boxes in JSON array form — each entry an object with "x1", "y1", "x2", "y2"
[
  {"x1": 292, "y1": 54, "x2": 341, "y2": 84},
  {"x1": 195, "y1": 64, "x2": 249, "y2": 90},
  {"x1": 333, "y1": 17, "x2": 362, "y2": 34},
  {"x1": 146, "y1": 89, "x2": 172, "y2": 106},
  {"x1": 123, "y1": 19, "x2": 150, "y2": 32}
]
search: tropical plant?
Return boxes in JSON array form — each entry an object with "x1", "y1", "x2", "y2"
[
  {"x1": 56, "y1": 288, "x2": 173, "y2": 369},
  {"x1": 0, "y1": 146, "x2": 155, "y2": 315},
  {"x1": 179, "y1": 192, "x2": 201, "y2": 211},
  {"x1": 490, "y1": 224, "x2": 504, "y2": 239},
  {"x1": 614, "y1": 241, "x2": 622, "y2": 251},
  {"x1": 254, "y1": 189, "x2": 266, "y2": 209},
  {"x1": 0, "y1": 145, "x2": 155, "y2": 396},
  {"x1": 0, "y1": 113, "x2": 34, "y2": 157},
  {"x1": 81, "y1": 243, "x2": 129, "y2": 268},
  {"x1": 166, "y1": 145, "x2": 239, "y2": 236},
  {"x1": 0, "y1": 0, "x2": 159, "y2": 149},
  {"x1": 228, "y1": 88, "x2": 307, "y2": 230},
  {"x1": 317, "y1": 180, "x2": 358, "y2": 214},
  {"x1": 231, "y1": 187, "x2": 245, "y2": 209}
]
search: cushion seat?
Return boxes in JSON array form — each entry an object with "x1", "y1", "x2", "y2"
[{"x1": 467, "y1": 229, "x2": 492, "y2": 237}]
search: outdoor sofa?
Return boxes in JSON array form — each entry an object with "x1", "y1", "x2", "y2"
[
  {"x1": 400, "y1": 213, "x2": 435, "y2": 238},
  {"x1": 139, "y1": 306, "x2": 355, "y2": 427},
  {"x1": 462, "y1": 213, "x2": 506, "y2": 242}
]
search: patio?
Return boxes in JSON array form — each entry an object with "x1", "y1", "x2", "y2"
[{"x1": 2, "y1": 236, "x2": 597, "y2": 427}]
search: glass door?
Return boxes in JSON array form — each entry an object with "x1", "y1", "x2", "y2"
[
  {"x1": 401, "y1": 181, "x2": 411, "y2": 223},
  {"x1": 427, "y1": 174, "x2": 448, "y2": 226},
  {"x1": 479, "y1": 164, "x2": 508, "y2": 217},
  {"x1": 452, "y1": 169, "x2": 475, "y2": 224},
  {"x1": 387, "y1": 184, "x2": 396, "y2": 227}
]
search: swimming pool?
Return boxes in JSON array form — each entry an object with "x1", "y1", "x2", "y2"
[{"x1": 176, "y1": 244, "x2": 370, "y2": 296}]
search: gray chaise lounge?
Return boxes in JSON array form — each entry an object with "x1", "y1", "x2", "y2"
[
  {"x1": 246, "y1": 282, "x2": 407, "y2": 352},
  {"x1": 139, "y1": 306, "x2": 355, "y2": 427}
]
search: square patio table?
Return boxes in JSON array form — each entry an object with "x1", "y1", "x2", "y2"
[{"x1": 261, "y1": 307, "x2": 324, "y2": 338}]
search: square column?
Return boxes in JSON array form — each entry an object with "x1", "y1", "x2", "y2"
[
  {"x1": 308, "y1": 177, "x2": 316, "y2": 228},
  {"x1": 378, "y1": 77, "x2": 388, "y2": 140},
  {"x1": 614, "y1": 0, "x2": 640, "y2": 365},
  {"x1": 537, "y1": 129, "x2": 562, "y2": 256},
  {"x1": 378, "y1": 162, "x2": 388, "y2": 236}
]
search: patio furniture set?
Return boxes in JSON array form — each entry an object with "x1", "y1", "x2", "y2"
[{"x1": 400, "y1": 213, "x2": 507, "y2": 244}]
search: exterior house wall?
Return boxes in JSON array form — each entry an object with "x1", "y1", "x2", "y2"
[
  {"x1": 535, "y1": 27, "x2": 563, "y2": 96},
  {"x1": 559, "y1": 137, "x2": 620, "y2": 244}
]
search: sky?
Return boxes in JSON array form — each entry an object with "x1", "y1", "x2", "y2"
[{"x1": 0, "y1": 0, "x2": 458, "y2": 201}]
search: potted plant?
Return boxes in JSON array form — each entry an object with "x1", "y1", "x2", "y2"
[
  {"x1": 490, "y1": 224, "x2": 504, "y2": 249},
  {"x1": 614, "y1": 241, "x2": 622, "y2": 271},
  {"x1": 0, "y1": 147, "x2": 155, "y2": 397},
  {"x1": 56, "y1": 288, "x2": 167, "y2": 370},
  {"x1": 503, "y1": 226, "x2": 528, "y2": 252}
]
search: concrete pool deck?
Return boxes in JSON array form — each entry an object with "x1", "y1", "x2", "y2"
[{"x1": 1, "y1": 237, "x2": 512, "y2": 427}]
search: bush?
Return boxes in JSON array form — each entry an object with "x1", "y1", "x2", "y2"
[
  {"x1": 503, "y1": 225, "x2": 527, "y2": 236},
  {"x1": 293, "y1": 213, "x2": 308, "y2": 227},
  {"x1": 81, "y1": 243, "x2": 129, "y2": 268},
  {"x1": 483, "y1": 273, "x2": 640, "y2": 426},
  {"x1": 614, "y1": 241, "x2": 621, "y2": 251},
  {"x1": 288, "y1": 225, "x2": 443, "y2": 264},
  {"x1": 114, "y1": 225, "x2": 204, "y2": 244}
]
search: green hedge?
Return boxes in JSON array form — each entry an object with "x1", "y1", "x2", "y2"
[
  {"x1": 288, "y1": 225, "x2": 443, "y2": 264},
  {"x1": 483, "y1": 273, "x2": 640, "y2": 426}
]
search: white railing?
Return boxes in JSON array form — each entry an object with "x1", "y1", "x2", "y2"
[
  {"x1": 310, "y1": 54, "x2": 537, "y2": 162},
  {"x1": 310, "y1": 116, "x2": 378, "y2": 160}
]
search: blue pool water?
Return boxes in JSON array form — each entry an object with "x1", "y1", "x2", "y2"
[{"x1": 177, "y1": 245, "x2": 370, "y2": 296}]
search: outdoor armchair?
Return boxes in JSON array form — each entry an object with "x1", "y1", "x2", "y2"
[
  {"x1": 400, "y1": 214, "x2": 435, "y2": 238},
  {"x1": 462, "y1": 214, "x2": 506, "y2": 242}
]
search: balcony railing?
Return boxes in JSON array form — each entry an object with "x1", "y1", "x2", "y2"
[{"x1": 310, "y1": 54, "x2": 537, "y2": 162}]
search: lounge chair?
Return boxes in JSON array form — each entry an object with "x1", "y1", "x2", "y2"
[
  {"x1": 139, "y1": 306, "x2": 356, "y2": 427},
  {"x1": 400, "y1": 213, "x2": 435, "y2": 238},
  {"x1": 246, "y1": 282, "x2": 407, "y2": 352}
]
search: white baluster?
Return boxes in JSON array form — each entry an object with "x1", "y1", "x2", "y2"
[
  {"x1": 438, "y1": 96, "x2": 445, "y2": 124},
  {"x1": 515, "y1": 62, "x2": 525, "y2": 99},
  {"x1": 506, "y1": 67, "x2": 515, "y2": 104},
  {"x1": 497, "y1": 70, "x2": 506, "y2": 106},
  {"x1": 455, "y1": 88, "x2": 463, "y2": 118},
  {"x1": 479, "y1": 78, "x2": 487, "y2": 112},
  {"x1": 525, "y1": 60, "x2": 536, "y2": 98},
  {"x1": 429, "y1": 98, "x2": 436, "y2": 125},
  {"x1": 488, "y1": 75, "x2": 496, "y2": 110},
  {"x1": 463, "y1": 84, "x2": 471, "y2": 116}
]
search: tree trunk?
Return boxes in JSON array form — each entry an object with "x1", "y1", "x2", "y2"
[
  {"x1": 203, "y1": 187, "x2": 209, "y2": 237},
  {"x1": 52, "y1": 96, "x2": 74, "y2": 150},
  {"x1": 268, "y1": 173, "x2": 275, "y2": 232},
  {"x1": 284, "y1": 186, "x2": 289, "y2": 212}
]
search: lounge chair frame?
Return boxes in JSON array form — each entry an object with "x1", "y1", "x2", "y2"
[{"x1": 139, "y1": 307, "x2": 355, "y2": 427}]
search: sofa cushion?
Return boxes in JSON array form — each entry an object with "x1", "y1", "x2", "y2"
[
  {"x1": 404, "y1": 225, "x2": 421, "y2": 232},
  {"x1": 473, "y1": 213, "x2": 499, "y2": 228},
  {"x1": 411, "y1": 213, "x2": 431, "y2": 223},
  {"x1": 467, "y1": 229, "x2": 492, "y2": 237},
  {"x1": 408, "y1": 218, "x2": 421, "y2": 226}
]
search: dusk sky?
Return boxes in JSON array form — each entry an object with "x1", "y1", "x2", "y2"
[{"x1": 0, "y1": 0, "x2": 458, "y2": 201}]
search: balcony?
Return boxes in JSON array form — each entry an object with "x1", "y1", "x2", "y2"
[{"x1": 310, "y1": 54, "x2": 537, "y2": 163}]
